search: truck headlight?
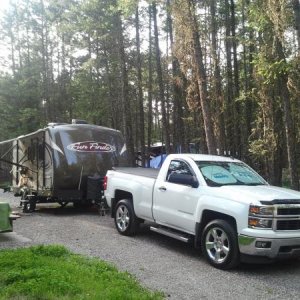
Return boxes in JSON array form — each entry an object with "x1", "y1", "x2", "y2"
[
  {"x1": 248, "y1": 204, "x2": 274, "y2": 229},
  {"x1": 249, "y1": 204, "x2": 274, "y2": 216},
  {"x1": 248, "y1": 217, "x2": 273, "y2": 229}
]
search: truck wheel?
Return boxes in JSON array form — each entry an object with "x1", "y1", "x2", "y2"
[
  {"x1": 201, "y1": 219, "x2": 239, "y2": 270},
  {"x1": 114, "y1": 199, "x2": 138, "y2": 236}
]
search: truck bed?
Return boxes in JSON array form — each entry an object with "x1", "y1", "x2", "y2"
[{"x1": 113, "y1": 167, "x2": 159, "y2": 179}]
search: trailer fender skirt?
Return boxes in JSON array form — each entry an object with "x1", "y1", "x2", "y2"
[{"x1": 9, "y1": 213, "x2": 21, "y2": 221}]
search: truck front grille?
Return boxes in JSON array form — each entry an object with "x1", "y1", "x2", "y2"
[
  {"x1": 274, "y1": 205, "x2": 300, "y2": 231},
  {"x1": 277, "y1": 208, "x2": 300, "y2": 215},
  {"x1": 276, "y1": 220, "x2": 300, "y2": 230}
]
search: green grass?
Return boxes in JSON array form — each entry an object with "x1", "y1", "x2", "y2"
[{"x1": 0, "y1": 245, "x2": 163, "y2": 300}]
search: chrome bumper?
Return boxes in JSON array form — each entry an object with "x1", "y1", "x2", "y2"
[{"x1": 238, "y1": 235, "x2": 300, "y2": 259}]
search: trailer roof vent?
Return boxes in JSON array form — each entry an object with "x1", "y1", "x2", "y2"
[{"x1": 71, "y1": 119, "x2": 89, "y2": 124}]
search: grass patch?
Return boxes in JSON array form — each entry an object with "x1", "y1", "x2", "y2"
[{"x1": 0, "y1": 245, "x2": 163, "y2": 300}]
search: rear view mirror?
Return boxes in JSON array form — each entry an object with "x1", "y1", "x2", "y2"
[{"x1": 168, "y1": 173, "x2": 199, "y2": 188}]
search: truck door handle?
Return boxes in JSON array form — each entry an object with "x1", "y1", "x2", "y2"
[{"x1": 158, "y1": 186, "x2": 167, "y2": 191}]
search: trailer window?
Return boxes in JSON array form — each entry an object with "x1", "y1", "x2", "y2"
[
  {"x1": 28, "y1": 145, "x2": 36, "y2": 162},
  {"x1": 38, "y1": 144, "x2": 44, "y2": 161}
]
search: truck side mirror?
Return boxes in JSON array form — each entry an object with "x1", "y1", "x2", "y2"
[{"x1": 168, "y1": 173, "x2": 199, "y2": 188}]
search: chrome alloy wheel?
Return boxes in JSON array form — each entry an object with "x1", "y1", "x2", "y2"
[
  {"x1": 205, "y1": 227, "x2": 230, "y2": 264},
  {"x1": 116, "y1": 205, "x2": 130, "y2": 232}
]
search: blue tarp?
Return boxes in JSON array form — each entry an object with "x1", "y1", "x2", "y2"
[{"x1": 149, "y1": 154, "x2": 167, "y2": 168}]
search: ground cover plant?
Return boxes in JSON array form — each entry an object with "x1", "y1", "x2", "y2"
[{"x1": 0, "y1": 245, "x2": 163, "y2": 300}]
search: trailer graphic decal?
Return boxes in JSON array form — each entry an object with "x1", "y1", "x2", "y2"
[{"x1": 67, "y1": 141, "x2": 116, "y2": 153}]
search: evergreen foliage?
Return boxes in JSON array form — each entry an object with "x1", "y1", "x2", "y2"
[{"x1": 0, "y1": 0, "x2": 300, "y2": 187}]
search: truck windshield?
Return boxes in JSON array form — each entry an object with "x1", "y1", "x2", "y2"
[{"x1": 195, "y1": 161, "x2": 267, "y2": 187}]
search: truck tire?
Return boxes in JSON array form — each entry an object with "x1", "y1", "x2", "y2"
[
  {"x1": 201, "y1": 219, "x2": 239, "y2": 270},
  {"x1": 114, "y1": 199, "x2": 138, "y2": 236}
]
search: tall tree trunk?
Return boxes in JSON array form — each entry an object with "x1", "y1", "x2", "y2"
[
  {"x1": 103, "y1": 48, "x2": 117, "y2": 129},
  {"x1": 152, "y1": 2, "x2": 171, "y2": 154},
  {"x1": 210, "y1": 0, "x2": 226, "y2": 155},
  {"x1": 230, "y1": 0, "x2": 241, "y2": 157},
  {"x1": 266, "y1": 0, "x2": 299, "y2": 189},
  {"x1": 135, "y1": 6, "x2": 146, "y2": 166},
  {"x1": 275, "y1": 38, "x2": 299, "y2": 189},
  {"x1": 9, "y1": 28, "x2": 16, "y2": 76},
  {"x1": 147, "y1": 4, "x2": 153, "y2": 159},
  {"x1": 293, "y1": 0, "x2": 300, "y2": 54},
  {"x1": 167, "y1": 0, "x2": 186, "y2": 153},
  {"x1": 241, "y1": 0, "x2": 254, "y2": 159},
  {"x1": 115, "y1": 12, "x2": 135, "y2": 165},
  {"x1": 40, "y1": 0, "x2": 50, "y2": 121},
  {"x1": 25, "y1": 0, "x2": 31, "y2": 66},
  {"x1": 224, "y1": 0, "x2": 235, "y2": 156},
  {"x1": 188, "y1": 0, "x2": 216, "y2": 154}
]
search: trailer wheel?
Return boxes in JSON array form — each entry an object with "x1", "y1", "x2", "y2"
[
  {"x1": 201, "y1": 219, "x2": 239, "y2": 270},
  {"x1": 114, "y1": 199, "x2": 138, "y2": 236},
  {"x1": 20, "y1": 191, "x2": 28, "y2": 208}
]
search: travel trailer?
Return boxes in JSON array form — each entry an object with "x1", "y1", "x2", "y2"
[{"x1": 0, "y1": 121, "x2": 130, "y2": 212}]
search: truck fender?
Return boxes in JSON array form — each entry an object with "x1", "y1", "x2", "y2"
[{"x1": 194, "y1": 196, "x2": 246, "y2": 247}]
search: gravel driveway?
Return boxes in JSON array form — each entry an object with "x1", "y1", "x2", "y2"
[{"x1": 1, "y1": 190, "x2": 300, "y2": 299}]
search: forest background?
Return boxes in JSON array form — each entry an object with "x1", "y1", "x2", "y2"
[{"x1": 0, "y1": 0, "x2": 299, "y2": 189}]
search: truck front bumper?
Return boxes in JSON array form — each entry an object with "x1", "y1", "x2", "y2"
[{"x1": 238, "y1": 234, "x2": 300, "y2": 261}]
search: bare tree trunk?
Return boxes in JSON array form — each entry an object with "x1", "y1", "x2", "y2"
[
  {"x1": 275, "y1": 38, "x2": 299, "y2": 190},
  {"x1": 167, "y1": 0, "x2": 186, "y2": 153},
  {"x1": 152, "y1": 2, "x2": 171, "y2": 154},
  {"x1": 241, "y1": 0, "x2": 254, "y2": 159},
  {"x1": 9, "y1": 28, "x2": 16, "y2": 76},
  {"x1": 230, "y1": 0, "x2": 241, "y2": 157},
  {"x1": 103, "y1": 48, "x2": 117, "y2": 129},
  {"x1": 40, "y1": 0, "x2": 50, "y2": 121},
  {"x1": 115, "y1": 12, "x2": 135, "y2": 165},
  {"x1": 147, "y1": 4, "x2": 153, "y2": 157},
  {"x1": 224, "y1": 0, "x2": 235, "y2": 156},
  {"x1": 210, "y1": 0, "x2": 226, "y2": 155},
  {"x1": 135, "y1": 6, "x2": 146, "y2": 166},
  {"x1": 293, "y1": 0, "x2": 300, "y2": 54},
  {"x1": 188, "y1": 0, "x2": 216, "y2": 154}
]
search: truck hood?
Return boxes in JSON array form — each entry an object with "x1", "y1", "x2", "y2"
[{"x1": 217, "y1": 185, "x2": 300, "y2": 204}]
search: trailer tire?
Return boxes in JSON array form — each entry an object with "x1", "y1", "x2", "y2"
[
  {"x1": 201, "y1": 219, "x2": 239, "y2": 270},
  {"x1": 114, "y1": 199, "x2": 138, "y2": 236},
  {"x1": 20, "y1": 190, "x2": 28, "y2": 208}
]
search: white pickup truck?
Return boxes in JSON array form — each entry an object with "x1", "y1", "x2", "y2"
[{"x1": 104, "y1": 154, "x2": 300, "y2": 269}]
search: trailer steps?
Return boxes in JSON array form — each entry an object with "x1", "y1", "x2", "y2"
[{"x1": 150, "y1": 226, "x2": 192, "y2": 243}]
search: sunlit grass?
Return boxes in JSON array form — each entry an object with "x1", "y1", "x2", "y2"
[{"x1": 0, "y1": 245, "x2": 163, "y2": 300}]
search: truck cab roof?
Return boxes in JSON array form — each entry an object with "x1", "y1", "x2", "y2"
[{"x1": 167, "y1": 153, "x2": 241, "y2": 163}]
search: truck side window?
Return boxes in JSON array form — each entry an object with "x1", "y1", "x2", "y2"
[{"x1": 167, "y1": 160, "x2": 193, "y2": 181}]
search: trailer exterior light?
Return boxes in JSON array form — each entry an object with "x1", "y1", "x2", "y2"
[{"x1": 103, "y1": 176, "x2": 108, "y2": 191}]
